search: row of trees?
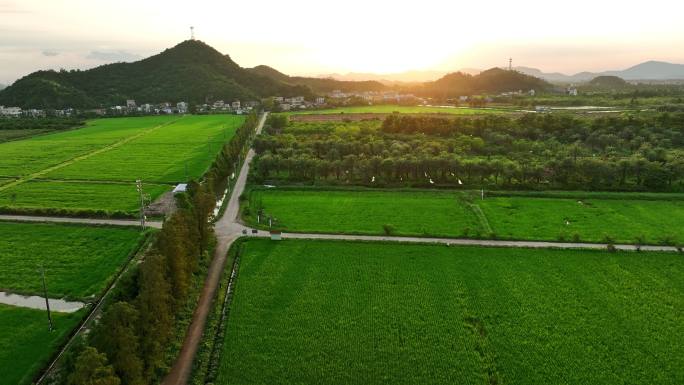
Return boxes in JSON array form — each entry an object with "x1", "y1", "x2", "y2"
[
  {"x1": 62, "y1": 181, "x2": 215, "y2": 385},
  {"x1": 252, "y1": 113, "x2": 684, "y2": 191},
  {"x1": 254, "y1": 153, "x2": 684, "y2": 190},
  {"x1": 60, "y1": 114, "x2": 260, "y2": 385}
]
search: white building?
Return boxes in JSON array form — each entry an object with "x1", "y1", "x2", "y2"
[
  {"x1": 567, "y1": 87, "x2": 578, "y2": 96},
  {"x1": 231, "y1": 100, "x2": 241, "y2": 109},
  {"x1": 177, "y1": 102, "x2": 188, "y2": 113},
  {"x1": 0, "y1": 106, "x2": 22, "y2": 117},
  {"x1": 315, "y1": 97, "x2": 325, "y2": 105},
  {"x1": 126, "y1": 99, "x2": 136, "y2": 108}
]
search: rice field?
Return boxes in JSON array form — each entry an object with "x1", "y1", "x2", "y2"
[
  {"x1": 0, "y1": 304, "x2": 84, "y2": 385},
  {"x1": 245, "y1": 188, "x2": 684, "y2": 244},
  {"x1": 0, "y1": 221, "x2": 144, "y2": 300},
  {"x1": 0, "y1": 114, "x2": 244, "y2": 214},
  {"x1": 214, "y1": 239, "x2": 684, "y2": 385}
]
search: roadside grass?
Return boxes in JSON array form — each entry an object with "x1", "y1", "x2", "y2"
[
  {"x1": 284, "y1": 105, "x2": 511, "y2": 115},
  {"x1": 244, "y1": 188, "x2": 684, "y2": 244},
  {"x1": 214, "y1": 239, "x2": 684, "y2": 385},
  {"x1": 0, "y1": 304, "x2": 84, "y2": 385},
  {"x1": 0, "y1": 221, "x2": 144, "y2": 300}
]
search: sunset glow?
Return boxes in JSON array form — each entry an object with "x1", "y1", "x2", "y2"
[{"x1": 2, "y1": 0, "x2": 684, "y2": 83}]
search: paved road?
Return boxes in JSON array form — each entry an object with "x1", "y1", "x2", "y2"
[
  {"x1": 161, "y1": 112, "x2": 268, "y2": 385},
  {"x1": 0, "y1": 214, "x2": 162, "y2": 228}
]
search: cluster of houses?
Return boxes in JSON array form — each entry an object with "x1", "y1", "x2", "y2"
[
  {"x1": 99, "y1": 100, "x2": 190, "y2": 116},
  {"x1": 272, "y1": 96, "x2": 325, "y2": 111},
  {"x1": 195, "y1": 99, "x2": 259, "y2": 114},
  {"x1": 327, "y1": 90, "x2": 422, "y2": 104},
  {"x1": 0, "y1": 98, "x2": 261, "y2": 118},
  {"x1": 0, "y1": 105, "x2": 74, "y2": 118}
]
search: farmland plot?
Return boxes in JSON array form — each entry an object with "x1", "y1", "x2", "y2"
[
  {"x1": 0, "y1": 221, "x2": 144, "y2": 299},
  {"x1": 245, "y1": 189, "x2": 481, "y2": 237},
  {"x1": 245, "y1": 189, "x2": 684, "y2": 244},
  {"x1": 0, "y1": 304, "x2": 83, "y2": 385},
  {"x1": 216, "y1": 239, "x2": 684, "y2": 385},
  {"x1": 0, "y1": 114, "x2": 244, "y2": 214}
]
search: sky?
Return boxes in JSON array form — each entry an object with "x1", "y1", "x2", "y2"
[{"x1": 2, "y1": 0, "x2": 684, "y2": 84}]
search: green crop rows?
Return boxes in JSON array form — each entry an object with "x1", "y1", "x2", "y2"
[
  {"x1": 245, "y1": 188, "x2": 684, "y2": 244},
  {"x1": 216, "y1": 239, "x2": 684, "y2": 385},
  {"x1": 0, "y1": 304, "x2": 84, "y2": 385},
  {"x1": 0, "y1": 115, "x2": 244, "y2": 214},
  {"x1": 0, "y1": 221, "x2": 144, "y2": 300}
]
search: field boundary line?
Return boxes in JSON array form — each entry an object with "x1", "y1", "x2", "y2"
[
  {"x1": 467, "y1": 202, "x2": 493, "y2": 235},
  {"x1": 0, "y1": 117, "x2": 184, "y2": 193}
]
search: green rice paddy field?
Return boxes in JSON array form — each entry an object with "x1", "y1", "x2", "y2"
[
  {"x1": 0, "y1": 114, "x2": 244, "y2": 214},
  {"x1": 0, "y1": 221, "x2": 144, "y2": 385},
  {"x1": 216, "y1": 239, "x2": 684, "y2": 385},
  {"x1": 245, "y1": 189, "x2": 684, "y2": 244},
  {"x1": 0, "y1": 221, "x2": 144, "y2": 299},
  {"x1": 0, "y1": 304, "x2": 83, "y2": 385}
]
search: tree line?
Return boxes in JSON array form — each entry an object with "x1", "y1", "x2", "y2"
[
  {"x1": 252, "y1": 113, "x2": 684, "y2": 191},
  {"x1": 57, "y1": 113, "x2": 259, "y2": 385}
]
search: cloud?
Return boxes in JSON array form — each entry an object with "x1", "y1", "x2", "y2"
[
  {"x1": 86, "y1": 50, "x2": 142, "y2": 62},
  {"x1": 42, "y1": 50, "x2": 58, "y2": 56}
]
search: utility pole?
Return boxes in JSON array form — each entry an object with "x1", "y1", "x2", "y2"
[
  {"x1": 41, "y1": 265, "x2": 53, "y2": 331},
  {"x1": 136, "y1": 179, "x2": 146, "y2": 230}
]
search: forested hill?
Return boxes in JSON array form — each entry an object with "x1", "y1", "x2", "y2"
[
  {"x1": 0, "y1": 40, "x2": 311, "y2": 109},
  {"x1": 412, "y1": 68, "x2": 552, "y2": 97},
  {"x1": 247, "y1": 65, "x2": 388, "y2": 93}
]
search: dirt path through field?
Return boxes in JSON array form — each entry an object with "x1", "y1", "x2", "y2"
[{"x1": 0, "y1": 117, "x2": 183, "y2": 193}]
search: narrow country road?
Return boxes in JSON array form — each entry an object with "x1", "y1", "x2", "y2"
[
  {"x1": 0, "y1": 214, "x2": 162, "y2": 228},
  {"x1": 161, "y1": 112, "x2": 268, "y2": 385}
]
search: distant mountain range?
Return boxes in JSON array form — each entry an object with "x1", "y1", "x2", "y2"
[
  {"x1": 0, "y1": 40, "x2": 557, "y2": 108},
  {"x1": 316, "y1": 61, "x2": 684, "y2": 84}
]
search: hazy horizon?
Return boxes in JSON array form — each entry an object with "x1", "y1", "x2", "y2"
[{"x1": 2, "y1": 0, "x2": 684, "y2": 84}]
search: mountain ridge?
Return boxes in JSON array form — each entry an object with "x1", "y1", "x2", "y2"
[{"x1": 0, "y1": 40, "x2": 311, "y2": 109}]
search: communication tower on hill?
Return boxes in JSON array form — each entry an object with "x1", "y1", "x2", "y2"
[
  {"x1": 190, "y1": 26, "x2": 195, "y2": 40},
  {"x1": 508, "y1": 58, "x2": 513, "y2": 71}
]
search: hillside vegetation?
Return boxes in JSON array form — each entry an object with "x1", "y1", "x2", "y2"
[
  {"x1": 248, "y1": 65, "x2": 387, "y2": 93},
  {"x1": 0, "y1": 40, "x2": 310, "y2": 108},
  {"x1": 413, "y1": 68, "x2": 552, "y2": 97}
]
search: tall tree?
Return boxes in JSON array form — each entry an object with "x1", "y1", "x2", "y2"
[
  {"x1": 136, "y1": 253, "x2": 174, "y2": 381},
  {"x1": 67, "y1": 347, "x2": 121, "y2": 385},
  {"x1": 91, "y1": 302, "x2": 144, "y2": 385}
]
